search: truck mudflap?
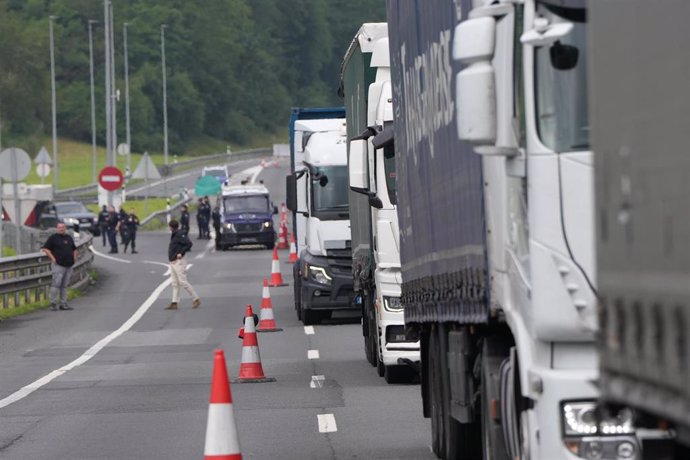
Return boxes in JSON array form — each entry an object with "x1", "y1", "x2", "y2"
[{"x1": 402, "y1": 268, "x2": 489, "y2": 324}]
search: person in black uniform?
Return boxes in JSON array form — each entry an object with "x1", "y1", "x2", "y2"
[
  {"x1": 200, "y1": 196, "x2": 212, "y2": 239},
  {"x1": 106, "y1": 205, "x2": 120, "y2": 253},
  {"x1": 179, "y1": 204, "x2": 190, "y2": 237},
  {"x1": 123, "y1": 208, "x2": 140, "y2": 254},
  {"x1": 211, "y1": 203, "x2": 222, "y2": 249},
  {"x1": 118, "y1": 207, "x2": 128, "y2": 244},
  {"x1": 97, "y1": 205, "x2": 109, "y2": 247},
  {"x1": 42, "y1": 222, "x2": 77, "y2": 311}
]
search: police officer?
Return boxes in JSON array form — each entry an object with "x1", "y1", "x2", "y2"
[
  {"x1": 118, "y1": 206, "x2": 128, "y2": 244},
  {"x1": 123, "y1": 208, "x2": 140, "y2": 254},
  {"x1": 200, "y1": 196, "x2": 212, "y2": 239},
  {"x1": 106, "y1": 205, "x2": 120, "y2": 253},
  {"x1": 97, "y1": 205, "x2": 109, "y2": 247},
  {"x1": 180, "y1": 204, "x2": 190, "y2": 237}
]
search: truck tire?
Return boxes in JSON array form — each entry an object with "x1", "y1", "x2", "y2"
[
  {"x1": 301, "y1": 306, "x2": 319, "y2": 325},
  {"x1": 481, "y1": 337, "x2": 511, "y2": 460},
  {"x1": 293, "y1": 272, "x2": 302, "y2": 320},
  {"x1": 363, "y1": 292, "x2": 378, "y2": 367},
  {"x1": 428, "y1": 327, "x2": 446, "y2": 458},
  {"x1": 439, "y1": 325, "x2": 481, "y2": 460}
]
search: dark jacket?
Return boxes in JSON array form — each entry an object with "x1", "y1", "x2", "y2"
[
  {"x1": 98, "y1": 209, "x2": 109, "y2": 227},
  {"x1": 180, "y1": 210, "x2": 190, "y2": 230},
  {"x1": 212, "y1": 208, "x2": 221, "y2": 227},
  {"x1": 124, "y1": 213, "x2": 140, "y2": 233},
  {"x1": 168, "y1": 229, "x2": 193, "y2": 262}
]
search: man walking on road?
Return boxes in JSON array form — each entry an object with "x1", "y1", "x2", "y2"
[
  {"x1": 42, "y1": 223, "x2": 77, "y2": 311},
  {"x1": 166, "y1": 219, "x2": 201, "y2": 310}
]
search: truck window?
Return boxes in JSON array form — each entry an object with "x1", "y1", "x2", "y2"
[
  {"x1": 223, "y1": 195, "x2": 269, "y2": 213},
  {"x1": 534, "y1": 2, "x2": 589, "y2": 152},
  {"x1": 311, "y1": 165, "x2": 349, "y2": 216}
]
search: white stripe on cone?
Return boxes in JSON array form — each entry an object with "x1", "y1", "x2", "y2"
[
  {"x1": 262, "y1": 286, "x2": 270, "y2": 298},
  {"x1": 271, "y1": 260, "x2": 280, "y2": 273},
  {"x1": 241, "y1": 346, "x2": 261, "y2": 364},
  {"x1": 205, "y1": 404, "x2": 241, "y2": 456},
  {"x1": 260, "y1": 308, "x2": 275, "y2": 320}
]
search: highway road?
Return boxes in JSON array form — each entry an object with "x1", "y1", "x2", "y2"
[{"x1": 0, "y1": 160, "x2": 433, "y2": 460}]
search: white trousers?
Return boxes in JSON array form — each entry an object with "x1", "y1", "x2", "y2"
[{"x1": 169, "y1": 257, "x2": 199, "y2": 303}]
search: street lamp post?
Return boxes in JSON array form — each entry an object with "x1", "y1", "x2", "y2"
[
  {"x1": 161, "y1": 24, "x2": 169, "y2": 200},
  {"x1": 88, "y1": 20, "x2": 98, "y2": 185},
  {"x1": 124, "y1": 22, "x2": 131, "y2": 175},
  {"x1": 49, "y1": 15, "x2": 58, "y2": 194},
  {"x1": 161, "y1": 24, "x2": 168, "y2": 168},
  {"x1": 103, "y1": 1, "x2": 112, "y2": 168},
  {"x1": 109, "y1": 1, "x2": 117, "y2": 164}
]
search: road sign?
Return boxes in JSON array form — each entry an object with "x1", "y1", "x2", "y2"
[
  {"x1": 131, "y1": 152, "x2": 161, "y2": 180},
  {"x1": 0, "y1": 148, "x2": 31, "y2": 182},
  {"x1": 34, "y1": 146, "x2": 53, "y2": 165},
  {"x1": 98, "y1": 166, "x2": 124, "y2": 191},
  {"x1": 117, "y1": 143, "x2": 130, "y2": 156},
  {"x1": 36, "y1": 163, "x2": 51, "y2": 178}
]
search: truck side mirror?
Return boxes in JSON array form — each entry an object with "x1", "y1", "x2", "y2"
[
  {"x1": 349, "y1": 139, "x2": 369, "y2": 194},
  {"x1": 286, "y1": 174, "x2": 298, "y2": 211},
  {"x1": 453, "y1": 16, "x2": 497, "y2": 146}
]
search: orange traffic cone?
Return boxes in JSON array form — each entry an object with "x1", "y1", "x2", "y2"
[
  {"x1": 288, "y1": 233, "x2": 298, "y2": 264},
  {"x1": 280, "y1": 203, "x2": 288, "y2": 226},
  {"x1": 232, "y1": 305, "x2": 276, "y2": 383},
  {"x1": 269, "y1": 247, "x2": 288, "y2": 287},
  {"x1": 277, "y1": 223, "x2": 288, "y2": 249},
  {"x1": 204, "y1": 350, "x2": 242, "y2": 460},
  {"x1": 257, "y1": 278, "x2": 282, "y2": 332}
]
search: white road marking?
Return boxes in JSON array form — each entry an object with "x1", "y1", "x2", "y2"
[
  {"x1": 310, "y1": 375, "x2": 325, "y2": 389},
  {"x1": 308, "y1": 349, "x2": 320, "y2": 360},
  {"x1": 304, "y1": 326, "x2": 315, "y2": 335},
  {"x1": 91, "y1": 246, "x2": 131, "y2": 264},
  {"x1": 0, "y1": 277, "x2": 173, "y2": 409},
  {"x1": 317, "y1": 414, "x2": 338, "y2": 433}
]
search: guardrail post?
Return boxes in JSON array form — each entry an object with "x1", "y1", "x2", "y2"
[{"x1": 166, "y1": 198, "x2": 171, "y2": 224}]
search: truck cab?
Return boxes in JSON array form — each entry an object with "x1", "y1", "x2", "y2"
[
  {"x1": 218, "y1": 184, "x2": 277, "y2": 250},
  {"x1": 286, "y1": 110, "x2": 356, "y2": 325}
]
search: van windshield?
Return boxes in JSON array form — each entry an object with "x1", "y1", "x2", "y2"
[{"x1": 223, "y1": 195, "x2": 268, "y2": 213}]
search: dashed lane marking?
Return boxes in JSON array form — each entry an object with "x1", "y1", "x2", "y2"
[
  {"x1": 317, "y1": 414, "x2": 338, "y2": 433},
  {"x1": 310, "y1": 375, "x2": 325, "y2": 389},
  {"x1": 304, "y1": 326, "x2": 315, "y2": 335},
  {"x1": 308, "y1": 349, "x2": 320, "y2": 360}
]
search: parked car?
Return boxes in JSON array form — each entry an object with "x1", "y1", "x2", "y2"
[
  {"x1": 54, "y1": 201, "x2": 99, "y2": 235},
  {"x1": 202, "y1": 165, "x2": 230, "y2": 184}
]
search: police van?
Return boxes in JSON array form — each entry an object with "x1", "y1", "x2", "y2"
[{"x1": 218, "y1": 184, "x2": 277, "y2": 250}]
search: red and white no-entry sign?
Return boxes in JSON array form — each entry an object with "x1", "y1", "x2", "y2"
[{"x1": 98, "y1": 166, "x2": 124, "y2": 191}]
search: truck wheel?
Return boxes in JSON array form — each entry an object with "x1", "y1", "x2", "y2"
[
  {"x1": 481, "y1": 338, "x2": 511, "y2": 460},
  {"x1": 440, "y1": 326, "x2": 481, "y2": 460},
  {"x1": 428, "y1": 328, "x2": 445, "y2": 458},
  {"x1": 302, "y1": 306, "x2": 319, "y2": 325},
  {"x1": 293, "y1": 273, "x2": 302, "y2": 320}
]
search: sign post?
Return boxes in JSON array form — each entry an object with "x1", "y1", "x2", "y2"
[
  {"x1": 0, "y1": 148, "x2": 32, "y2": 255},
  {"x1": 131, "y1": 152, "x2": 161, "y2": 217}
]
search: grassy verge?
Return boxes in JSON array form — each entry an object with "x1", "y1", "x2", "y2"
[
  {"x1": 0, "y1": 280, "x2": 91, "y2": 321},
  {"x1": 87, "y1": 197, "x2": 170, "y2": 220},
  {"x1": 1, "y1": 246, "x2": 17, "y2": 258}
]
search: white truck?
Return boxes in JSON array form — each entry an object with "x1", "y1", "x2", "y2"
[
  {"x1": 286, "y1": 108, "x2": 356, "y2": 325},
  {"x1": 386, "y1": 0, "x2": 656, "y2": 458},
  {"x1": 340, "y1": 23, "x2": 420, "y2": 383}
]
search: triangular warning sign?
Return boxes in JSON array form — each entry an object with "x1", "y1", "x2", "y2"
[
  {"x1": 131, "y1": 152, "x2": 161, "y2": 180},
  {"x1": 34, "y1": 146, "x2": 53, "y2": 165}
]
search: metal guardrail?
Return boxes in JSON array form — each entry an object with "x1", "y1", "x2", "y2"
[
  {"x1": 54, "y1": 148, "x2": 272, "y2": 199},
  {"x1": 0, "y1": 234, "x2": 95, "y2": 310}
]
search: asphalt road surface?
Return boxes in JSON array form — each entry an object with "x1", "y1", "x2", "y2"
[{"x1": 0, "y1": 160, "x2": 433, "y2": 460}]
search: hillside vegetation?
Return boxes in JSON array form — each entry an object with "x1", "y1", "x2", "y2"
[{"x1": 0, "y1": 0, "x2": 385, "y2": 155}]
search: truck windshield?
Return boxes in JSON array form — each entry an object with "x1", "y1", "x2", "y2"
[
  {"x1": 534, "y1": 3, "x2": 589, "y2": 152},
  {"x1": 223, "y1": 195, "x2": 268, "y2": 213},
  {"x1": 312, "y1": 166, "x2": 349, "y2": 217}
]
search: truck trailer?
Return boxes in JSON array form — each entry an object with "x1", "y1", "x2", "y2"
[
  {"x1": 386, "y1": 0, "x2": 645, "y2": 458},
  {"x1": 340, "y1": 23, "x2": 420, "y2": 383},
  {"x1": 286, "y1": 108, "x2": 356, "y2": 325},
  {"x1": 591, "y1": 0, "x2": 690, "y2": 456}
]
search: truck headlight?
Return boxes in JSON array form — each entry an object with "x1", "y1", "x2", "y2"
[
  {"x1": 383, "y1": 296, "x2": 403, "y2": 312},
  {"x1": 308, "y1": 266, "x2": 332, "y2": 285},
  {"x1": 224, "y1": 223, "x2": 235, "y2": 232},
  {"x1": 562, "y1": 402, "x2": 634, "y2": 437}
]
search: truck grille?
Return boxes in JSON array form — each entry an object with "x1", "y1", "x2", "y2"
[
  {"x1": 326, "y1": 248, "x2": 352, "y2": 273},
  {"x1": 235, "y1": 223, "x2": 262, "y2": 233}
]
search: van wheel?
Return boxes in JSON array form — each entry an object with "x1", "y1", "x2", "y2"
[{"x1": 266, "y1": 242, "x2": 275, "y2": 250}]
